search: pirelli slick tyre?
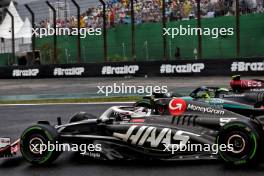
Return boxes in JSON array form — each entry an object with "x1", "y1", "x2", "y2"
[
  {"x1": 69, "y1": 112, "x2": 97, "y2": 123},
  {"x1": 216, "y1": 121, "x2": 263, "y2": 165},
  {"x1": 20, "y1": 124, "x2": 61, "y2": 165}
]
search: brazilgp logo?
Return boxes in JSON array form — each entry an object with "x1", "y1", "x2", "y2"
[
  {"x1": 168, "y1": 98, "x2": 187, "y2": 115},
  {"x1": 53, "y1": 67, "x2": 84, "y2": 76},
  {"x1": 160, "y1": 63, "x2": 204, "y2": 74},
  {"x1": 12, "y1": 69, "x2": 39, "y2": 77},
  {"x1": 231, "y1": 61, "x2": 264, "y2": 72},
  {"x1": 101, "y1": 65, "x2": 139, "y2": 75}
]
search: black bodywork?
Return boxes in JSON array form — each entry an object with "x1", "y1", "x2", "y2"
[{"x1": 16, "y1": 100, "x2": 264, "y2": 165}]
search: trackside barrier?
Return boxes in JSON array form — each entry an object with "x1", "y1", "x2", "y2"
[{"x1": 0, "y1": 58, "x2": 263, "y2": 78}]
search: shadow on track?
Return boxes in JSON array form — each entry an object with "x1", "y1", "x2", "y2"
[
  {"x1": 65, "y1": 153, "x2": 264, "y2": 171},
  {"x1": 2, "y1": 153, "x2": 264, "y2": 176},
  {"x1": 0, "y1": 157, "x2": 24, "y2": 168}
]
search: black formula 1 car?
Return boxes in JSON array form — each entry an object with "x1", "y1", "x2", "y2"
[{"x1": 1, "y1": 102, "x2": 264, "y2": 166}]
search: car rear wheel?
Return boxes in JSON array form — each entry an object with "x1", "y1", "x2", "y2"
[
  {"x1": 20, "y1": 124, "x2": 61, "y2": 165},
  {"x1": 216, "y1": 121, "x2": 263, "y2": 165}
]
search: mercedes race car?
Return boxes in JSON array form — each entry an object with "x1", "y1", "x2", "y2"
[
  {"x1": 135, "y1": 76, "x2": 264, "y2": 117},
  {"x1": 135, "y1": 86, "x2": 264, "y2": 117},
  {"x1": 1, "y1": 103, "x2": 264, "y2": 166}
]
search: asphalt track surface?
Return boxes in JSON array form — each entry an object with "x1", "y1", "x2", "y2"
[
  {"x1": 1, "y1": 76, "x2": 264, "y2": 100},
  {"x1": 1, "y1": 103, "x2": 264, "y2": 176},
  {"x1": 1, "y1": 76, "x2": 264, "y2": 176}
]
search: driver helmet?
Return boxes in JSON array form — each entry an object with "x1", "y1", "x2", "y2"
[
  {"x1": 132, "y1": 107, "x2": 149, "y2": 118},
  {"x1": 201, "y1": 92, "x2": 210, "y2": 99}
]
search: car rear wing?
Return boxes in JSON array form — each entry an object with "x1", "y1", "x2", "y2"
[{"x1": 0, "y1": 138, "x2": 20, "y2": 158}]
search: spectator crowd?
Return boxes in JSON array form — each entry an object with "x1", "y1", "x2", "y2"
[{"x1": 37, "y1": 0, "x2": 264, "y2": 29}]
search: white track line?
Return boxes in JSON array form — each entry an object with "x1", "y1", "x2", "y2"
[{"x1": 0, "y1": 102, "x2": 134, "y2": 106}]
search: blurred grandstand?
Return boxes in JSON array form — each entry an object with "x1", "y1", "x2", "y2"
[
  {"x1": 0, "y1": 0, "x2": 263, "y2": 65},
  {"x1": 14, "y1": 0, "x2": 264, "y2": 28}
]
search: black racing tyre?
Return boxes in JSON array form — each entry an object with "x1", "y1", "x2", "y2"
[
  {"x1": 69, "y1": 112, "x2": 97, "y2": 123},
  {"x1": 216, "y1": 121, "x2": 263, "y2": 165},
  {"x1": 20, "y1": 124, "x2": 61, "y2": 165}
]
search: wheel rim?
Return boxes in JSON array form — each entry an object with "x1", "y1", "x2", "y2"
[
  {"x1": 227, "y1": 134, "x2": 246, "y2": 154},
  {"x1": 29, "y1": 137, "x2": 45, "y2": 155}
]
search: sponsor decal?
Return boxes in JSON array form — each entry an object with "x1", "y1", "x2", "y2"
[
  {"x1": 54, "y1": 67, "x2": 84, "y2": 76},
  {"x1": 239, "y1": 80, "x2": 262, "y2": 88},
  {"x1": 101, "y1": 65, "x2": 139, "y2": 75},
  {"x1": 206, "y1": 98, "x2": 224, "y2": 104},
  {"x1": 246, "y1": 80, "x2": 262, "y2": 87},
  {"x1": 113, "y1": 125, "x2": 199, "y2": 148},
  {"x1": 168, "y1": 98, "x2": 187, "y2": 116},
  {"x1": 250, "y1": 88, "x2": 264, "y2": 92},
  {"x1": 187, "y1": 104, "x2": 225, "y2": 115},
  {"x1": 160, "y1": 63, "x2": 204, "y2": 74},
  {"x1": 223, "y1": 94, "x2": 245, "y2": 98},
  {"x1": 84, "y1": 152, "x2": 101, "y2": 158},
  {"x1": 0, "y1": 138, "x2": 11, "y2": 149},
  {"x1": 231, "y1": 61, "x2": 264, "y2": 72},
  {"x1": 12, "y1": 69, "x2": 39, "y2": 77},
  {"x1": 219, "y1": 118, "x2": 237, "y2": 126}
]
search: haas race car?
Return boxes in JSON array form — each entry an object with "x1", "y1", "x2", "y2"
[{"x1": 1, "y1": 101, "x2": 264, "y2": 166}]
